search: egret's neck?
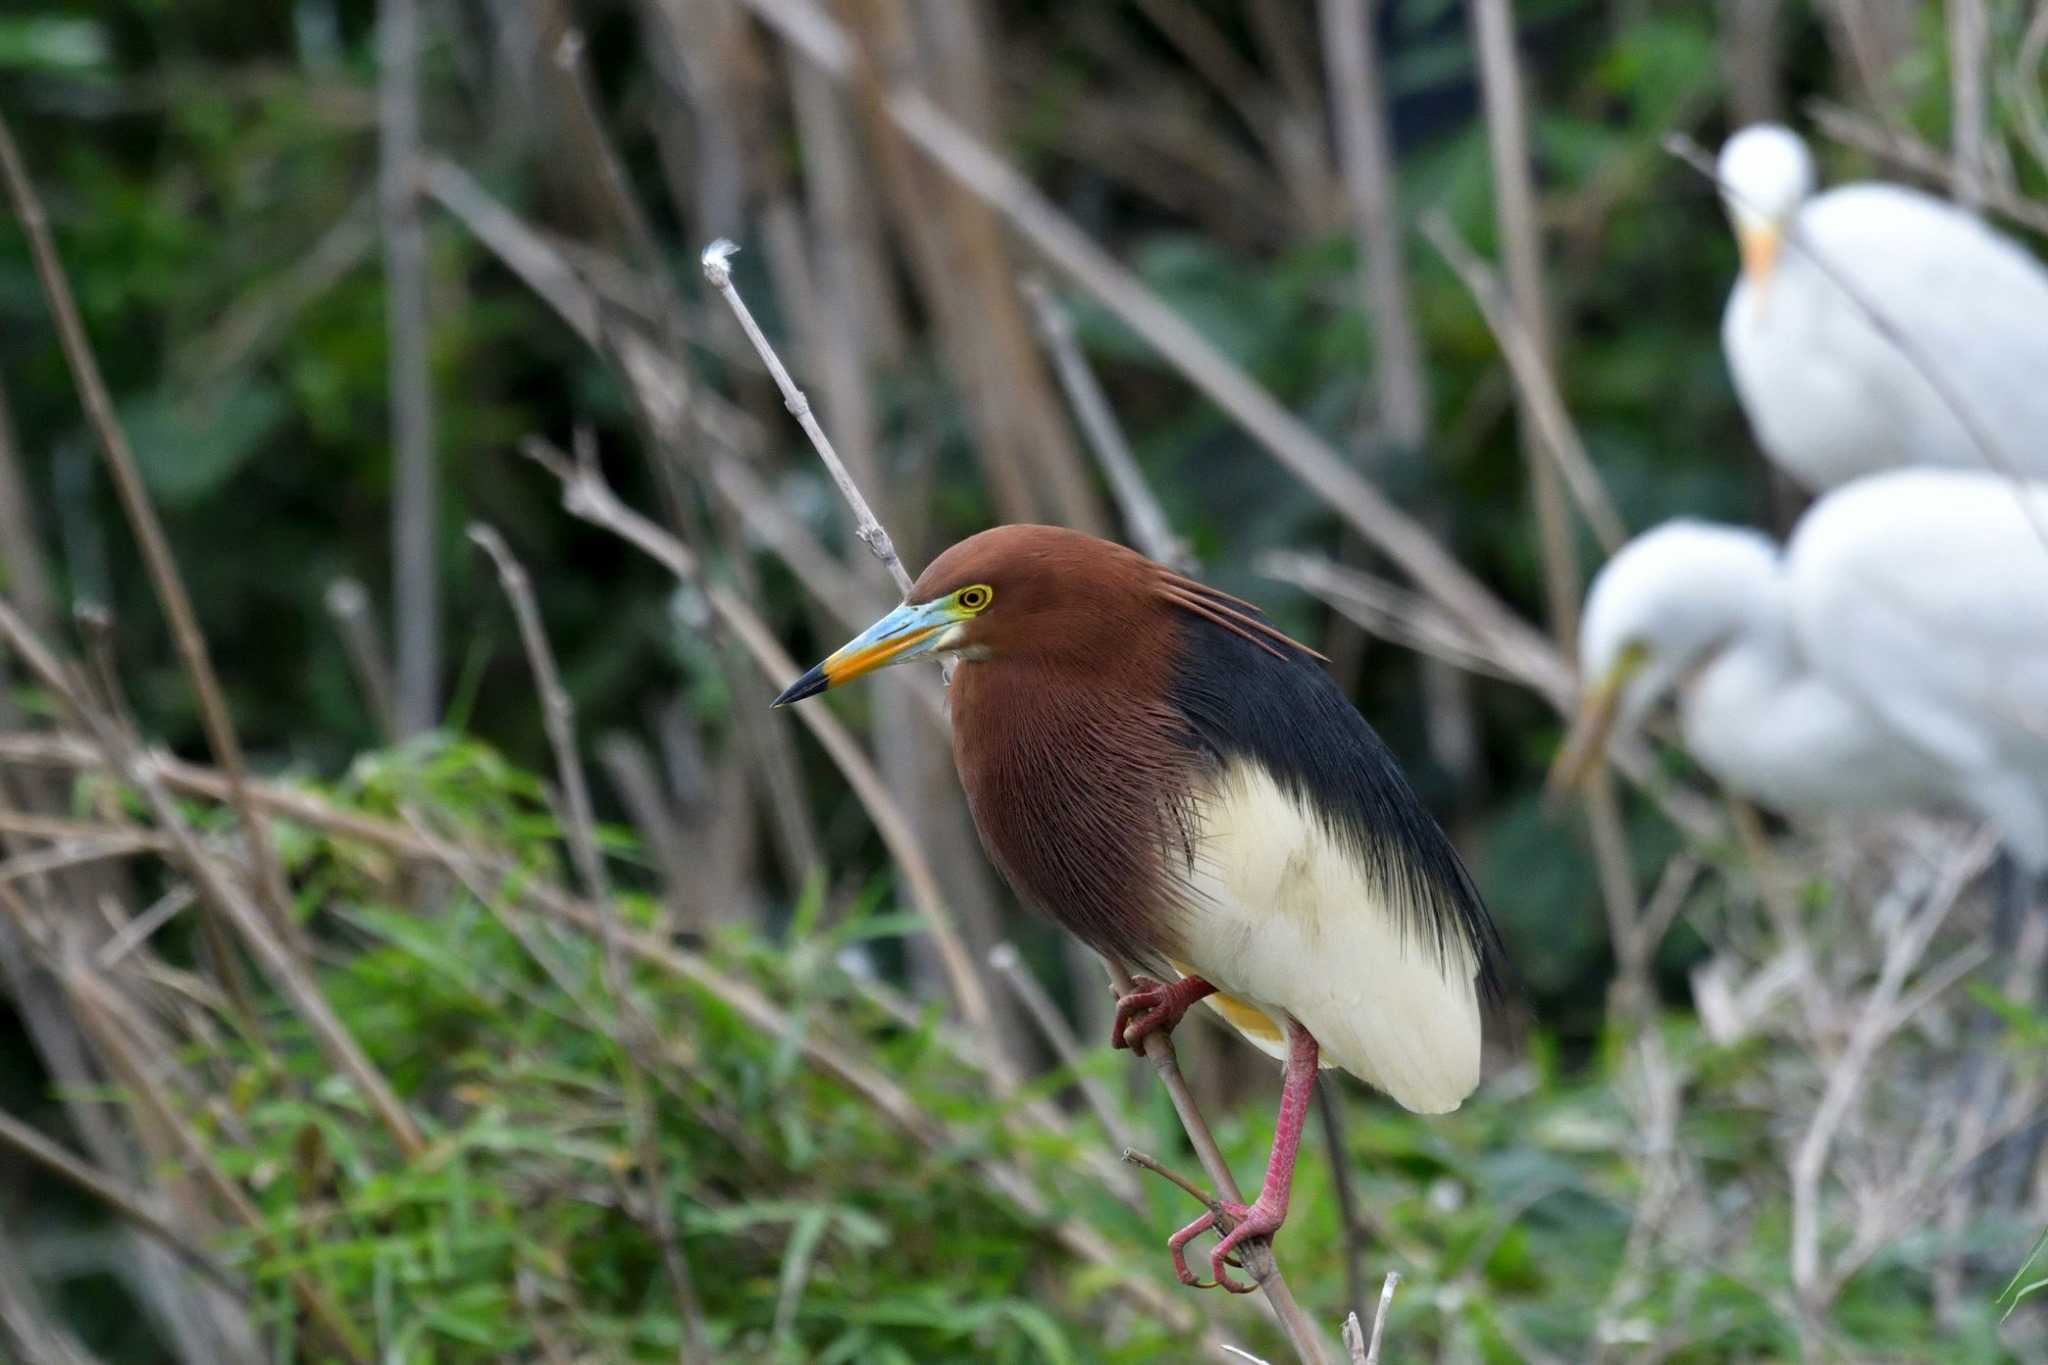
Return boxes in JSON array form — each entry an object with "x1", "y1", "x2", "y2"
[{"x1": 1670, "y1": 548, "x2": 1789, "y2": 675}]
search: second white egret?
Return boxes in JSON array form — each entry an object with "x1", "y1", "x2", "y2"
[{"x1": 1553, "y1": 468, "x2": 2048, "y2": 876}]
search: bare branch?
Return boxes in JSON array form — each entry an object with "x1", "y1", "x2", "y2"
[
  {"x1": 1807, "y1": 99, "x2": 2048, "y2": 237},
  {"x1": 468, "y1": 521, "x2": 707, "y2": 1355}
]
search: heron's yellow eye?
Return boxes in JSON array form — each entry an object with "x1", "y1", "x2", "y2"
[{"x1": 955, "y1": 584, "x2": 993, "y2": 613}]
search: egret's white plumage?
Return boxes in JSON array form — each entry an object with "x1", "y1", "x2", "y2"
[
  {"x1": 1572, "y1": 469, "x2": 2048, "y2": 870},
  {"x1": 1174, "y1": 759, "x2": 1482, "y2": 1114},
  {"x1": 1716, "y1": 124, "x2": 2048, "y2": 491}
]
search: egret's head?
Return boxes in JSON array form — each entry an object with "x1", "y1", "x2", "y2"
[
  {"x1": 1716, "y1": 124, "x2": 1815, "y2": 291},
  {"x1": 1547, "y1": 522, "x2": 1779, "y2": 798},
  {"x1": 772, "y1": 525, "x2": 1162, "y2": 704}
]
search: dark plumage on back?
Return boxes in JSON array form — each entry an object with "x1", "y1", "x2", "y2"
[{"x1": 1165, "y1": 612, "x2": 1508, "y2": 1004}]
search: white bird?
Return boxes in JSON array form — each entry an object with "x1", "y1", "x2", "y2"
[
  {"x1": 1551, "y1": 468, "x2": 2048, "y2": 876},
  {"x1": 1716, "y1": 123, "x2": 2048, "y2": 491}
]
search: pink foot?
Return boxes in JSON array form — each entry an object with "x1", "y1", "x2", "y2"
[
  {"x1": 1111, "y1": 974, "x2": 1215, "y2": 1050},
  {"x1": 1167, "y1": 1196, "x2": 1283, "y2": 1293},
  {"x1": 1159, "y1": 1020, "x2": 1319, "y2": 1294}
]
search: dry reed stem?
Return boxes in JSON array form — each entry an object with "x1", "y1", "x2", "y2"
[
  {"x1": 1468, "y1": 0, "x2": 1580, "y2": 640},
  {"x1": 2012, "y1": 4, "x2": 2048, "y2": 187},
  {"x1": 0, "y1": 600, "x2": 425, "y2": 1162},
  {"x1": 0, "y1": 111, "x2": 303, "y2": 963},
  {"x1": 509, "y1": 865, "x2": 1211, "y2": 1337},
  {"x1": 1340, "y1": 1270, "x2": 1399, "y2": 1364},
  {"x1": 61, "y1": 964, "x2": 370, "y2": 1363},
  {"x1": 1021, "y1": 278, "x2": 1197, "y2": 573}
]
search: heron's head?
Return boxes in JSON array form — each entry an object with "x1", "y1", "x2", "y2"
[
  {"x1": 772, "y1": 525, "x2": 1167, "y2": 704},
  {"x1": 1547, "y1": 522, "x2": 1780, "y2": 798},
  {"x1": 1717, "y1": 123, "x2": 1815, "y2": 292}
]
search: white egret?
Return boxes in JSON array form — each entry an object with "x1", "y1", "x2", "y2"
[
  {"x1": 1551, "y1": 468, "x2": 2048, "y2": 878},
  {"x1": 1717, "y1": 124, "x2": 2048, "y2": 491}
]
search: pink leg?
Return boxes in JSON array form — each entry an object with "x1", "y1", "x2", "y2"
[
  {"x1": 1112, "y1": 974, "x2": 1217, "y2": 1051},
  {"x1": 1168, "y1": 1021, "x2": 1318, "y2": 1293}
]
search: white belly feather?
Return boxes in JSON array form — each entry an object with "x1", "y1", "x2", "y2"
[{"x1": 1173, "y1": 761, "x2": 1483, "y2": 1115}]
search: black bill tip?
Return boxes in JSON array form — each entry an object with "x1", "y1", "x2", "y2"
[{"x1": 771, "y1": 663, "x2": 830, "y2": 708}]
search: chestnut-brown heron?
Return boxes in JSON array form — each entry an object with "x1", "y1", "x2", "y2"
[{"x1": 776, "y1": 524, "x2": 1507, "y2": 1291}]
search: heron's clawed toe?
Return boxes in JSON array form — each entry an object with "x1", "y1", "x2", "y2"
[
  {"x1": 1111, "y1": 976, "x2": 1173, "y2": 1050},
  {"x1": 1207, "y1": 1197, "x2": 1282, "y2": 1294},
  {"x1": 1165, "y1": 1199, "x2": 1277, "y2": 1293}
]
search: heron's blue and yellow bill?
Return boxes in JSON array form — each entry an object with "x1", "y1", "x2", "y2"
[
  {"x1": 1544, "y1": 643, "x2": 1649, "y2": 805},
  {"x1": 772, "y1": 598, "x2": 959, "y2": 706}
]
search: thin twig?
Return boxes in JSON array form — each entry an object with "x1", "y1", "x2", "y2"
[
  {"x1": 1314, "y1": 1085, "x2": 1369, "y2": 1323},
  {"x1": 1366, "y1": 1272, "x2": 1400, "y2": 1364},
  {"x1": 1021, "y1": 278, "x2": 1196, "y2": 572},
  {"x1": 1807, "y1": 99, "x2": 2048, "y2": 236},
  {"x1": 700, "y1": 239, "x2": 912, "y2": 597},
  {"x1": 0, "y1": 110, "x2": 303, "y2": 961},
  {"x1": 61, "y1": 963, "x2": 370, "y2": 1363}
]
